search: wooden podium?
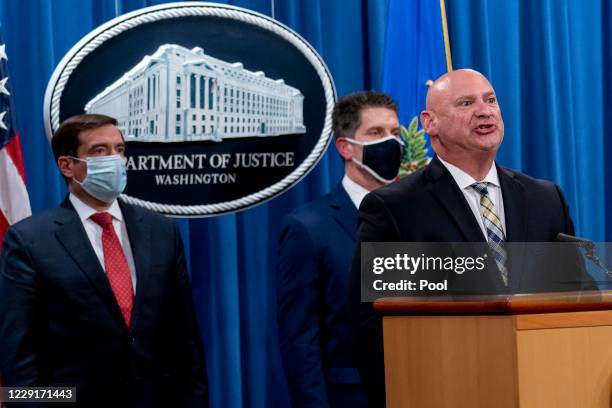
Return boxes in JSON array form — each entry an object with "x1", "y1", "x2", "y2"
[{"x1": 374, "y1": 291, "x2": 612, "y2": 408}]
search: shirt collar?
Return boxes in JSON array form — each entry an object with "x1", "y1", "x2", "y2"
[
  {"x1": 437, "y1": 156, "x2": 500, "y2": 190},
  {"x1": 342, "y1": 174, "x2": 370, "y2": 209},
  {"x1": 69, "y1": 193, "x2": 123, "y2": 222}
]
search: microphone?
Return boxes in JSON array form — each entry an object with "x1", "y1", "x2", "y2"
[
  {"x1": 557, "y1": 233, "x2": 612, "y2": 279},
  {"x1": 557, "y1": 233, "x2": 596, "y2": 249}
]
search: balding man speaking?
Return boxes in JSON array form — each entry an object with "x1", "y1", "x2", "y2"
[{"x1": 350, "y1": 69, "x2": 597, "y2": 406}]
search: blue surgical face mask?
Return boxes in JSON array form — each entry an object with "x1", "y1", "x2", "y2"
[
  {"x1": 344, "y1": 136, "x2": 404, "y2": 183},
  {"x1": 72, "y1": 154, "x2": 127, "y2": 203}
]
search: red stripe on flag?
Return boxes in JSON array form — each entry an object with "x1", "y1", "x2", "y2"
[
  {"x1": 4, "y1": 132, "x2": 26, "y2": 184},
  {"x1": 0, "y1": 209, "x2": 9, "y2": 249}
]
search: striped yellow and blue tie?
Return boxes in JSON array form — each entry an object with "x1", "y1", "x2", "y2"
[{"x1": 471, "y1": 182, "x2": 508, "y2": 286}]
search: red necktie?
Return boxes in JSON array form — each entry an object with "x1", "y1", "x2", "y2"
[{"x1": 90, "y1": 212, "x2": 134, "y2": 327}]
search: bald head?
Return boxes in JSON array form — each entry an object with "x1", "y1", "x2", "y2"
[
  {"x1": 425, "y1": 69, "x2": 491, "y2": 111},
  {"x1": 420, "y1": 68, "x2": 504, "y2": 178}
]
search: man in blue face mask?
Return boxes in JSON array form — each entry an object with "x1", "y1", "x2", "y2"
[
  {"x1": 276, "y1": 91, "x2": 401, "y2": 408},
  {"x1": 0, "y1": 114, "x2": 209, "y2": 407}
]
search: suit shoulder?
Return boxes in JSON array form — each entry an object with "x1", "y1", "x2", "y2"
[
  {"x1": 362, "y1": 167, "x2": 429, "y2": 210},
  {"x1": 1, "y1": 207, "x2": 73, "y2": 250},
  {"x1": 281, "y1": 190, "x2": 342, "y2": 231},
  {"x1": 8, "y1": 207, "x2": 65, "y2": 234},
  {"x1": 501, "y1": 167, "x2": 560, "y2": 193}
]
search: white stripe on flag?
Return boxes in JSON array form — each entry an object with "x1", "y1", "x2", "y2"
[{"x1": 0, "y1": 146, "x2": 31, "y2": 225}]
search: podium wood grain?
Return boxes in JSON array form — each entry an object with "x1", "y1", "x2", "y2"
[{"x1": 378, "y1": 292, "x2": 612, "y2": 408}]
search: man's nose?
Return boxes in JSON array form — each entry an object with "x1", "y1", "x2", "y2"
[{"x1": 474, "y1": 100, "x2": 493, "y2": 117}]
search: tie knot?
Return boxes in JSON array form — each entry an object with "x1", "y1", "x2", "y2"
[
  {"x1": 471, "y1": 182, "x2": 490, "y2": 196},
  {"x1": 90, "y1": 212, "x2": 113, "y2": 228}
]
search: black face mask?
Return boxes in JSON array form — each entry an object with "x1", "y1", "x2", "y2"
[{"x1": 347, "y1": 136, "x2": 404, "y2": 183}]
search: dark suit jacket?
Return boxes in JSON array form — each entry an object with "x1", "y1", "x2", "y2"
[
  {"x1": 0, "y1": 197, "x2": 208, "y2": 407},
  {"x1": 277, "y1": 184, "x2": 367, "y2": 408},
  {"x1": 349, "y1": 156, "x2": 597, "y2": 407}
]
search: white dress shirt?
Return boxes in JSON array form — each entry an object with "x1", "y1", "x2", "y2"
[
  {"x1": 342, "y1": 174, "x2": 370, "y2": 209},
  {"x1": 437, "y1": 157, "x2": 506, "y2": 240},
  {"x1": 69, "y1": 194, "x2": 137, "y2": 293}
]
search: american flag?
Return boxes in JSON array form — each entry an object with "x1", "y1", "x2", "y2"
[{"x1": 0, "y1": 38, "x2": 30, "y2": 248}]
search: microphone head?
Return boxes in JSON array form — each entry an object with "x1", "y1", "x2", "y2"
[
  {"x1": 556, "y1": 233, "x2": 596, "y2": 251},
  {"x1": 556, "y1": 233, "x2": 573, "y2": 242}
]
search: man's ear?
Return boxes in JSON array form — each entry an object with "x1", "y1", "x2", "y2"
[
  {"x1": 420, "y1": 110, "x2": 437, "y2": 135},
  {"x1": 335, "y1": 137, "x2": 353, "y2": 161},
  {"x1": 57, "y1": 156, "x2": 75, "y2": 179}
]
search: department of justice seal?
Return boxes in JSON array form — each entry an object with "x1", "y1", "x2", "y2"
[{"x1": 44, "y1": 2, "x2": 335, "y2": 217}]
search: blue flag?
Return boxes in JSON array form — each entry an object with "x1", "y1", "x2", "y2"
[
  {"x1": 382, "y1": 0, "x2": 450, "y2": 175},
  {"x1": 382, "y1": 0, "x2": 450, "y2": 124}
]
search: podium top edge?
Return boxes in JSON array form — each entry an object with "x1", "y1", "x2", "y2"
[{"x1": 372, "y1": 290, "x2": 610, "y2": 315}]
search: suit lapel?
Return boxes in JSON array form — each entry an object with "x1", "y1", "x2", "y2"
[
  {"x1": 426, "y1": 156, "x2": 485, "y2": 242},
  {"x1": 498, "y1": 166, "x2": 526, "y2": 242},
  {"x1": 54, "y1": 198, "x2": 126, "y2": 328},
  {"x1": 497, "y1": 166, "x2": 528, "y2": 291},
  {"x1": 119, "y1": 200, "x2": 151, "y2": 331},
  {"x1": 328, "y1": 184, "x2": 358, "y2": 242}
]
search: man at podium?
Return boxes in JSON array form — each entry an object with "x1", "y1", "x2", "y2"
[{"x1": 350, "y1": 69, "x2": 597, "y2": 407}]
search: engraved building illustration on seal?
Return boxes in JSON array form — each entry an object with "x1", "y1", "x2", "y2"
[{"x1": 84, "y1": 44, "x2": 306, "y2": 142}]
